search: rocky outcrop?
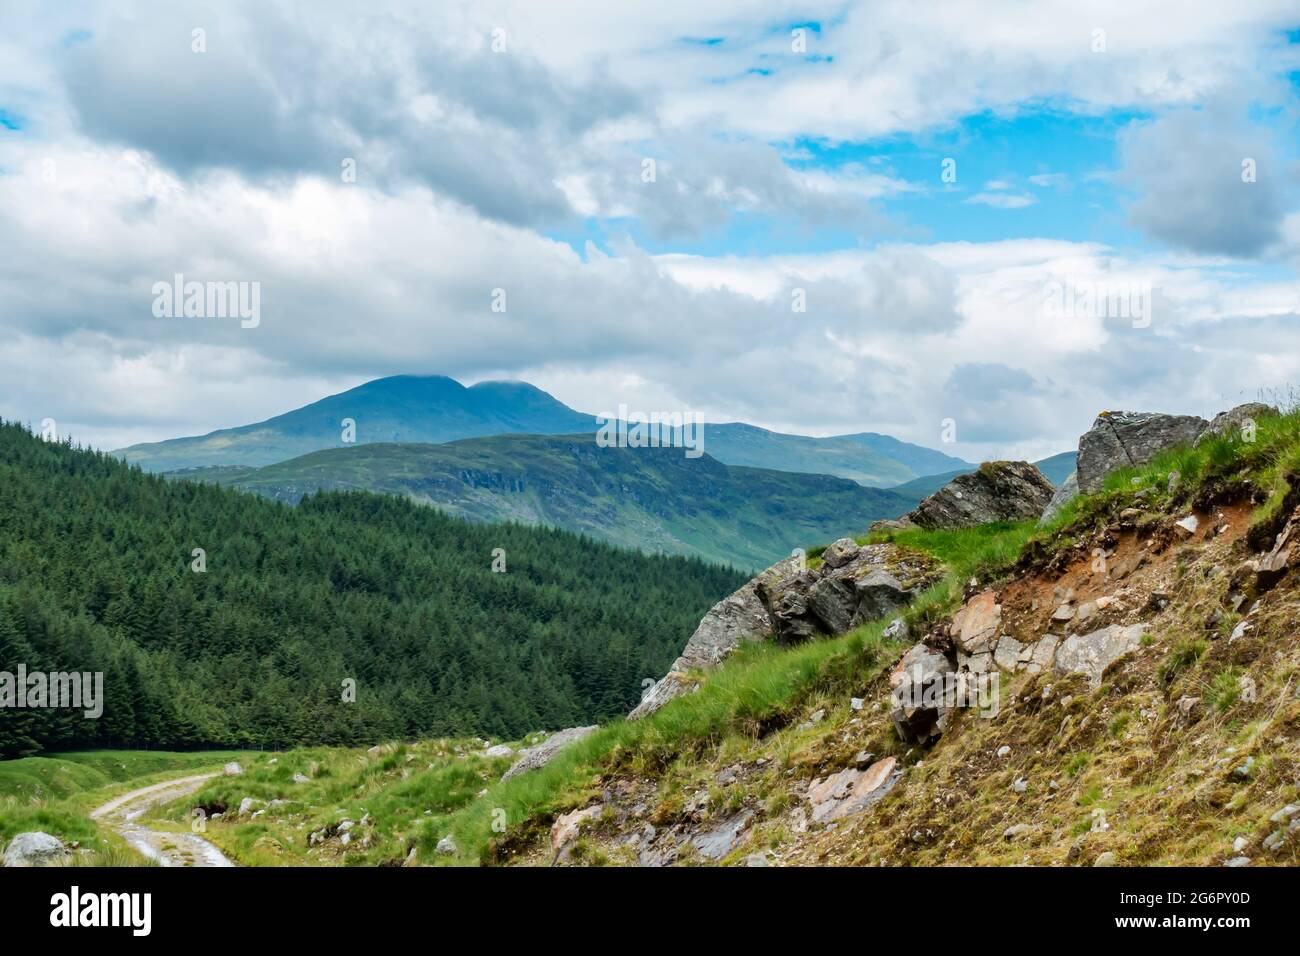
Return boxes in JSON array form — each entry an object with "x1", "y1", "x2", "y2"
[
  {"x1": 757, "y1": 542, "x2": 944, "y2": 645},
  {"x1": 501, "y1": 726, "x2": 598, "y2": 780},
  {"x1": 1076, "y1": 411, "x2": 1207, "y2": 493},
  {"x1": 1053, "y1": 624, "x2": 1148, "y2": 686},
  {"x1": 904, "y1": 461, "x2": 1055, "y2": 530},
  {"x1": 1196, "y1": 402, "x2": 1278, "y2": 445},
  {"x1": 629, "y1": 555, "x2": 801, "y2": 719},
  {"x1": 2, "y1": 831, "x2": 67, "y2": 867},
  {"x1": 1038, "y1": 470, "x2": 1078, "y2": 525}
]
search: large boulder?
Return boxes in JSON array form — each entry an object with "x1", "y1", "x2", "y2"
[
  {"x1": 501, "y1": 726, "x2": 598, "y2": 780},
  {"x1": 758, "y1": 544, "x2": 944, "y2": 645},
  {"x1": 2, "y1": 831, "x2": 67, "y2": 867},
  {"x1": 1196, "y1": 402, "x2": 1279, "y2": 446},
  {"x1": 629, "y1": 555, "x2": 800, "y2": 719},
  {"x1": 905, "y1": 461, "x2": 1055, "y2": 530},
  {"x1": 1076, "y1": 411, "x2": 1207, "y2": 493}
]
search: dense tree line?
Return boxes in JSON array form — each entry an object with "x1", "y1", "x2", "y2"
[{"x1": 0, "y1": 421, "x2": 745, "y2": 757}]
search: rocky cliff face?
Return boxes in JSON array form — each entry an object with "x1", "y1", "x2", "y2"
[
  {"x1": 505, "y1": 402, "x2": 1300, "y2": 869},
  {"x1": 631, "y1": 542, "x2": 943, "y2": 719}
]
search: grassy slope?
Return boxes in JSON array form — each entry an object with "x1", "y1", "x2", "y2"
[
  {"x1": 457, "y1": 407, "x2": 1300, "y2": 866},
  {"x1": 172, "y1": 435, "x2": 913, "y2": 569}
]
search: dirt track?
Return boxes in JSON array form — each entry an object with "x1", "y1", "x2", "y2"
[{"x1": 91, "y1": 773, "x2": 234, "y2": 867}]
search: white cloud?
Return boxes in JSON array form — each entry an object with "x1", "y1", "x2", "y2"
[
  {"x1": 1, "y1": 0, "x2": 1298, "y2": 468},
  {"x1": 965, "y1": 191, "x2": 1036, "y2": 209}
]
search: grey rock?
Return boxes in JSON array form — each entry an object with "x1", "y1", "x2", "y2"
[
  {"x1": 479, "y1": 744, "x2": 514, "y2": 758},
  {"x1": 820, "y1": 537, "x2": 861, "y2": 569},
  {"x1": 501, "y1": 726, "x2": 598, "y2": 780},
  {"x1": 1054, "y1": 623, "x2": 1148, "y2": 686},
  {"x1": 292, "y1": 772, "x2": 310, "y2": 784},
  {"x1": 890, "y1": 644, "x2": 954, "y2": 744},
  {"x1": 238, "y1": 797, "x2": 262, "y2": 816},
  {"x1": 883, "y1": 617, "x2": 908, "y2": 641},
  {"x1": 1039, "y1": 470, "x2": 1079, "y2": 525},
  {"x1": 759, "y1": 545, "x2": 942, "y2": 646},
  {"x1": 1270, "y1": 804, "x2": 1299, "y2": 824},
  {"x1": 630, "y1": 556, "x2": 800, "y2": 719},
  {"x1": 906, "y1": 461, "x2": 1056, "y2": 530},
  {"x1": 994, "y1": 635, "x2": 1026, "y2": 673},
  {"x1": 1003, "y1": 823, "x2": 1033, "y2": 839},
  {"x1": 2, "y1": 831, "x2": 67, "y2": 867},
  {"x1": 690, "y1": 810, "x2": 754, "y2": 861},
  {"x1": 1076, "y1": 411, "x2": 1208, "y2": 493},
  {"x1": 807, "y1": 757, "x2": 900, "y2": 823},
  {"x1": 1094, "y1": 851, "x2": 1118, "y2": 867},
  {"x1": 435, "y1": 835, "x2": 458, "y2": 855},
  {"x1": 1196, "y1": 402, "x2": 1278, "y2": 446},
  {"x1": 223, "y1": 761, "x2": 243, "y2": 776},
  {"x1": 1225, "y1": 856, "x2": 1251, "y2": 867}
]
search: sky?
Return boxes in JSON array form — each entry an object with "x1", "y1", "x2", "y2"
[{"x1": 1, "y1": 1, "x2": 1299, "y2": 465}]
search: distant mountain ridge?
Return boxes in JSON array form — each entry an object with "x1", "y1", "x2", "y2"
[
  {"x1": 169, "y1": 434, "x2": 915, "y2": 569},
  {"x1": 116, "y1": 376, "x2": 596, "y2": 472},
  {"x1": 115, "y1": 375, "x2": 972, "y2": 486}
]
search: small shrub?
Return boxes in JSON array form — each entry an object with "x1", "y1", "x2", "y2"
[
  {"x1": 1206, "y1": 667, "x2": 1244, "y2": 713},
  {"x1": 1158, "y1": 638, "x2": 1207, "y2": 686}
]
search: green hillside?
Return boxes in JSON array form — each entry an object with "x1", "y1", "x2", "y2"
[
  {"x1": 0, "y1": 421, "x2": 747, "y2": 757},
  {"x1": 170, "y1": 434, "x2": 914, "y2": 569},
  {"x1": 699, "y1": 423, "x2": 970, "y2": 486}
]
